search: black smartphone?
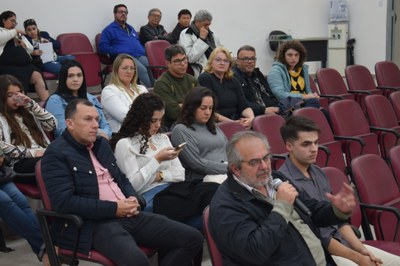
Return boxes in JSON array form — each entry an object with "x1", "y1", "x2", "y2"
[{"x1": 174, "y1": 142, "x2": 187, "y2": 151}]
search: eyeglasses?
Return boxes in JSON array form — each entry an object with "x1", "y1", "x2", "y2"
[
  {"x1": 120, "y1": 66, "x2": 136, "y2": 72},
  {"x1": 171, "y1": 57, "x2": 188, "y2": 65},
  {"x1": 214, "y1": 58, "x2": 230, "y2": 65},
  {"x1": 238, "y1": 57, "x2": 257, "y2": 63},
  {"x1": 8, "y1": 19, "x2": 17, "y2": 25},
  {"x1": 117, "y1": 10, "x2": 128, "y2": 15},
  {"x1": 150, "y1": 13, "x2": 161, "y2": 19},
  {"x1": 241, "y1": 153, "x2": 272, "y2": 168}
]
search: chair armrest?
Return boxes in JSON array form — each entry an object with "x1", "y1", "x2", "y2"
[
  {"x1": 377, "y1": 86, "x2": 400, "y2": 91},
  {"x1": 319, "y1": 94, "x2": 344, "y2": 100},
  {"x1": 348, "y1": 90, "x2": 371, "y2": 95},
  {"x1": 333, "y1": 135, "x2": 365, "y2": 159},
  {"x1": 317, "y1": 144, "x2": 331, "y2": 167},
  {"x1": 370, "y1": 126, "x2": 400, "y2": 139},
  {"x1": 359, "y1": 202, "x2": 400, "y2": 241},
  {"x1": 36, "y1": 209, "x2": 83, "y2": 266}
]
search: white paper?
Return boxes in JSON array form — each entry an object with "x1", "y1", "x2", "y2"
[{"x1": 39, "y1": 42, "x2": 54, "y2": 63}]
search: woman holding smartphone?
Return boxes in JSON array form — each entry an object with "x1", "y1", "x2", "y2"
[
  {"x1": 110, "y1": 93, "x2": 184, "y2": 212},
  {"x1": 0, "y1": 74, "x2": 55, "y2": 183}
]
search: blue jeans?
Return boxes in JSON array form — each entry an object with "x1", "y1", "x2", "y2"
[
  {"x1": 43, "y1": 55, "x2": 75, "y2": 76},
  {"x1": 0, "y1": 182, "x2": 43, "y2": 255},
  {"x1": 142, "y1": 183, "x2": 170, "y2": 212},
  {"x1": 133, "y1": 56, "x2": 152, "y2": 88}
]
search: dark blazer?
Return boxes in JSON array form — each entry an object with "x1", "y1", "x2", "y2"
[
  {"x1": 233, "y1": 66, "x2": 279, "y2": 116},
  {"x1": 209, "y1": 171, "x2": 340, "y2": 266},
  {"x1": 139, "y1": 23, "x2": 170, "y2": 45},
  {"x1": 41, "y1": 130, "x2": 140, "y2": 254}
]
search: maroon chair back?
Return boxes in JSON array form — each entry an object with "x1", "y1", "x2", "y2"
[
  {"x1": 316, "y1": 68, "x2": 355, "y2": 102},
  {"x1": 390, "y1": 91, "x2": 400, "y2": 122},
  {"x1": 203, "y1": 206, "x2": 223, "y2": 266},
  {"x1": 389, "y1": 145, "x2": 400, "y2": 188},
  {"x1": 57, "y1": 33, "x2": 102, "y2": 87},
  {"x1": 217, "y1": 121, "x2": 246, "y2": 141},
  {"x1": 144, "y1": 40, "x2": 170, "y2": 79},
  {"x1": 293, "y1": 108, "x2": 347, "y2": 174},
  {"x1": 252, "y1": 114, "x2": 286, "y2": 169},
  {"x1": 375, "y1": 61, "x2": 400, "y2": 88},
  {"x1": 345, "y1": 65, "x2": 382, "y2": 111},
  {"x1": 351, "y1": 154, "x2": 400, "y2": 242},
  {"x1": 323, "y1": 166, "x2": 400, "y2": 254},
  {"x1": 365, "y1": 94, "x2": 400, "y2": 158},
  {"x1": 329, "y1": 100, "x2": 380, "y2": 165}
]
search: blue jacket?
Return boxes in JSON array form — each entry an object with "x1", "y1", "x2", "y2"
[
  {"x1": 267, "y1": 61, "x2": 311, "y2": 100},
  {"x1": 99, "y1": 21, "x2": 145, "y2": 58},
  {"x1": 209, "y1": 171, "x2": 340, "y2": 266},
  {"x1": 41, "y1": 130, "x2": 140, "y2": 254},
  {"x1": 45, "y1": 93, "x2": 112, "y2": 138}
]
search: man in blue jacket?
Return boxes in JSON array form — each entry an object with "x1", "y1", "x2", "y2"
[
  {"x1": 41, "y1": 99, "x2": 203, "y2": 266},
  {"x1": 99, "y1": 4, "x2": 152, "y2": 87}
]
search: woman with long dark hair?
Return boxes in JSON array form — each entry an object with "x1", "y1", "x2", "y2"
[
  {"x1": 0, "y1": 11, "x2": 48, "y2": 101},
  {"x1": 110, "y1": 93, "x2": 184, "y2": 211},
  {"x1": 0, "y1": 74, "x2": 55, "y2": 180},
  {"x1": 172, "y1": 86, "x2": 228, "y2": 182},
  {"x1": 46, "y1": 60, "x2": 111, "y2": 139}
]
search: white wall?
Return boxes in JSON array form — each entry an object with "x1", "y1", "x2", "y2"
[{"x1": 3, "y1": 0, "x2": 388, "y2": 74}]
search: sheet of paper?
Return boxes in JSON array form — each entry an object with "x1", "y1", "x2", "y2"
[{"x1": 39, "y1": 42, "x2": 54, "y2": 63}]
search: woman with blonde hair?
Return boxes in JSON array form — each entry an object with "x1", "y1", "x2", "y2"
[
  {"x1": 101, "y1": 53, "x2": 148, "y2": 133},
  {"x1": 198, "y1": 47, "x2": 254, "y2": 129}
]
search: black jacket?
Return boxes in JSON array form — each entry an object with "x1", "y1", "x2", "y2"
[
  {"x1": 233, "y1": 66, "x2": 279, "y2": 116},
  {"x1": 209, "y1": 171, "x2": 339, "y2": 266},
  {"x1": 41, "y1": 130, "x2": 140, "y2": 254}
]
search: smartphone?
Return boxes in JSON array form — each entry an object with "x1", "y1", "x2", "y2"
[{"x1": 174, "y1": 142, "x2": 187, "y2": 151}]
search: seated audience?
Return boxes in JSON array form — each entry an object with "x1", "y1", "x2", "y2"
[
  {"x1": 46, "y1": 60, "x2": 111, "y2": 139},
  {"x1": 179, "y1": 10, "x2": 221, "y2": 77},
  {"x1": 280, "y1": 115, "x2": 400, "y2": 266},
  {"x1": 0, "y1": 149, "x2": 48, "y2": 264},
  {"x1": 41, "y1": 98, "x2": 203, "y2": 266},
  {"x1": 139, "y1": 8, "x2": 170, "y2": 45},
  {"x1": 99, "y1": 4, "x2": 151, "y2": 87},
  {"x1": 0, "y1": 11, "x2": 48, "y2": 101},
  {"x1": 110, "y1": 93, "x2": 184, "y2": 212},
  {"x1": 268, "y1": 40, "x2": 319, "y2": 112},
  {"x1": 168, "y1": 9, "x2": 192, "y2": 44},
  {"x1": 0, "y1": 74, "x2": 55, "y2": 181},
  {"x1": 198, "y1": 47, "x2": 254, "y2": 129},
  {"x1": 101, "y1": 53, "x2": 148, "y2": 133},
  {"x1": 209, "y1": 130, "x2": 356, "y2": 265},
  {"x1": 23, "y1": 19, "x2": 74, "y2": 76},
  {"x1": 171, "y1": 87, "x2": 228, "y2": 182},
  {"x1": 154, "y1": 44, "x2": 197, "y2": 130},
  {"x1": 233, "y1": 45, "x2": 279, "y2": 116}
]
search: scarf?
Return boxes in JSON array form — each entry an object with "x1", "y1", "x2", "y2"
[
  {"x1": 289, "y1": 67, "x2": 306, "y2": 94},
  {"x1": 189, "y1": 22, "x2": 216, "y2": 58}
]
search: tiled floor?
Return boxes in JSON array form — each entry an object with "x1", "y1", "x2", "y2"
[{"x1": 0, "y1": 236, "x2": 212, "y2": 266}]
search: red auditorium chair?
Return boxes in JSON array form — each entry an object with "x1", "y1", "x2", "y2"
[
  {"x1": 95, "y1": 33, "x2": 114, "y2": 88},
  {"x1": 203, "y1": 206, "x2": 223, "y2": 266},
  {"x1": 309, "y1": 76, "x2": 328, "y2": 109},
  {"x1": 316, "y1": 68, "x2": 355, "y2": 104},
  {"x1": 144, "y1": 40, "x2": 170, "y2": 83},
  {"x1": 217, "y1": 121, "x2": 246, "y2": 141},
  {"x1": 389, "y1": 91, "x2": 400, "y2": 123},
  {"x1": 375, "y1": 61, "x2": 400, "y2": 96}
]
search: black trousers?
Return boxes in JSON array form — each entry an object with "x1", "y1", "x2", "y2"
[{"x1": 91, "y1": 211, "x2": 203, "y2": 266}]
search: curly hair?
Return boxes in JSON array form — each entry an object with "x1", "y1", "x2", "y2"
[
  {"x1": 110, "y1": 93, "x2": 165, "y2": 153},
  {"x1": 0, "y1": 74, "x2": 47, "y2": 148},
  {"x1": 177, "y1": 87, "x2": 218, "y2": 134},
  {"x1": 204, "y1": 47, "x2": 234, "y2": 79},
  {"x1": 54, "y1": 60, "x2": 87, "y2": 103},
  {"x1": 276, "y1": 40, "x2": 307, "y2": 70},
  {"x1": 109, "y1": 53, "x2": 139, "y2": 94}
]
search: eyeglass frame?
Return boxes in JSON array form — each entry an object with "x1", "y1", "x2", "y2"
[
  {"x1": 214, "y1": 57, "x2": 231, "y2": 65},
  {"x1": 240, "y1": 153, "x2": 272, "y2": 168},
  {"x1": 117, "y1": 10, "x2": 128, "y2": 15},
  {"x1": 237, "y1": 57, "x2": 257, "y2": 63},
  {"x1": 170, "y1": 56, "x2": 188, "y2": 65}
]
